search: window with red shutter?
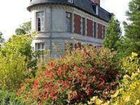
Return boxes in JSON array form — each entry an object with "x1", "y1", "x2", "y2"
[
  {"x1": 102, "y1": 25, "x2": 106, "y2": 38},
  {"x1": 74, "y1": 14, "x2": 81, "y2": 34},
  {"x1": 81, "y1": 17, "x2": 85, "y2": 35},
  {"x1": 93, "y1": 22, "x2": 97, "y2": 38},
  {"x1": 87, "y1": 19, "x2": 93, "y2": 37},
  {"x1": 101, "y1": 24, "x2": 103, "y2": 39},
  {"x1": 97, "y1": 23, "x2": 103, "y2": 39}
]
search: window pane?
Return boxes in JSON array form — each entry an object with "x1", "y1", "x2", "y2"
[
  {"x1": 94, "y1": 22, "x2": 96, "y2": 38},
  {"x1": 37, "y1": 18, "x2": 41, "y2": 31},
  {"x1": 66, "y1": 12, "x2": 72, "y2": 32},
  {"x1": 35, "y1": 43, "x2": 45, "y2": 51},
  {"x1": 35, "y1": 43, "x2": 38, "y2": 51},
  {"x1": 36, "y1": 11, "x2": 45, "y2": 32},
  {"x1": 42, "y1": 43, "x2": 45, "y2": 50},
  {"x1": 81, "y1": 18, "x2": 85, "y2": 35}
]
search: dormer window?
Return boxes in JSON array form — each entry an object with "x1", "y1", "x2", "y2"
[
  {"x1": 36, "y1": 11, "x2": 45, "y2": 32},
  {"x1": 96, "y1": 5, "x2": 99, "y2": 15},
  {"x1": 68, "y1": 0, "x2": 74, "y2": 3}
]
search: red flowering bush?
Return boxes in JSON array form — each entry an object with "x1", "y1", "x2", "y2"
[{"x1": 18, "y1": 46, "x2": 121, "y2": 105}]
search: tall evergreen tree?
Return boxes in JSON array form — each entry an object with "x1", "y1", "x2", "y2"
[
  {"x1": 124, "y1": 0, "x2": 140, "y2": 55},
  {"x1": 103, "y1": 16, "x2": 121, "y2": 51}
]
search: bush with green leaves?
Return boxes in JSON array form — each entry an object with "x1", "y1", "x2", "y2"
[
  {"x1": 0, "y1": 51, "x2": 27, "y2": 90},
  {"x1": 86, "y1": 70, "x2": 140, "y2": 105},
  {"x1": 77, "y1": 52, "x2": 140, "y2": 105},
  {"x1": 0, "y1": 35, "x2": 36, "y2": 91},
  {"x1": 121, "y1": 52, "x2": 140, "y2": 75},
  {"x1": 18, "y1": 46, "x2": 121, "y2": 105},
  {"x1": 108, "y1": 53, "x2": 140, "y2": 105},
  {"x1": 0, "y1": 90, "x2": 25, "y2": 105}
]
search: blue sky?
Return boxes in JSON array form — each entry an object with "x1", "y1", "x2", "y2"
[{"x1": 0, "y1": 0, "x2": 130, "y2": 40}]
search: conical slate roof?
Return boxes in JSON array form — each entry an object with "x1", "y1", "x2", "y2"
[{"x1": 27, "y1": 0, "x2": 111, "y2": 22}]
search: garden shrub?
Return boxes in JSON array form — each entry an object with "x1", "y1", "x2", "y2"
[
  {"x1": 77, "y1": 52, "x2": 140, "y2": 105},
  {"x1": 86, "y1": 69, "x2": 140, "y2": 105},
  {"x1": 0, "y1": 90, "x2": 25, "y2": 105},
  {"x1": 109, "y1": 71, "x2": 140, "y2": 105},
  {"x1": 18, "y1": 46, "x2": 121, "y2": 105},
  {"x1": 108, "y1": 53, "x2": 140, "y2": 105},
  {"x1": 2, "y1": 35, "x2": 37, "y2": 71},
  {"x1": 121, "y1": 52, "x2": 140, "y2": 75},
  {"x1": 0, "y1": 52, "x2": 27, "y2": 91},
  {"x1": 0, "y1": 35, "x2": 36, "y2": 91}
]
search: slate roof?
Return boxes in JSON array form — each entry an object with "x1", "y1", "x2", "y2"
[{"x1": 27, "y1": 0, "x2": 112, "y2": 22}]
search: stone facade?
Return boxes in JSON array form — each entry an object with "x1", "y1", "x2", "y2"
[{"x1": 28, "y1": 0, "x2": 111, "y2": 58}]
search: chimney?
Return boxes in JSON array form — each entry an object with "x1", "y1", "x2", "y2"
[{"x1": 90, "y1": 0, "x2": 100, "y2": 5}]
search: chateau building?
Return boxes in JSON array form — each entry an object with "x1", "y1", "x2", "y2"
[{"x1": 27, "y1": 0, "x2": 112, "y2": 57}]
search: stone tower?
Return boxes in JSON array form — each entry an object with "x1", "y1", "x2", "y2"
[{"x1": 27, "y1": 0, "x2": 111, "y2": 58}]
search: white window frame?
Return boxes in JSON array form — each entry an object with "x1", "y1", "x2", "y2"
[
  {"x1": 66, "y1": 12, "x2": 72, "y2": 32},
  {"x1": 35, "y1": 43, "x2": 45, "y2": 51},
  {"x1": 36, "y1": 11, "x2": 45, "y2": 32}
]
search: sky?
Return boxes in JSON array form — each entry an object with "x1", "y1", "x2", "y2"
[{"x1": 0, "y1": 0, "x2": 130, "y2": 40}]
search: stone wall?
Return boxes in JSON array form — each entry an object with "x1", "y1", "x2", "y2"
[{"x1": 30, "y1": 4, "x2": 108, "y2": 58}]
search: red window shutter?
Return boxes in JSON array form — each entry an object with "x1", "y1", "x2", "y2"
[
  {"x1": 97, "y1": 23, "x2": 102, "y2": 39},
  {"x1": 102, "y1": 26, "x2": 105, "y2": 39},
  {"x1": 92, "y1": 21, "x2": 94, "y2": 37},
  {"x1": 87, "y1": 19, "x2": 93, "y2": 37},
  {"x1": 97, "y1": 23, "x2": 99, "y2": 39},
  {"x1": 74, "y1": 14, "x2": 81, "y2": 34},
  {"x1": 100, "y1": 24, "x2": 103, "y2": 39}
]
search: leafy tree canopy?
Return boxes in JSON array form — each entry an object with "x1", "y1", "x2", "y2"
[
  {"x1": 103, "y1": 16, "x2": 121, "y2": 51},
  {"x1": 0, "y1": 35, "x2": 33, "y2": 90},
  {"x1": 0, "y1": 31, "x2": 5, "y2": 44},
  {"x1": 124, "y1": 0, "x2": 140, "y2": 55},
  {"x1": 15, "y1": 21, "x2": 31, "y2": 35}
]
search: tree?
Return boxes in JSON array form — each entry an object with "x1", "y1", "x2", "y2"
[
  {"x1": 103, "y1": 16, "x2": 121, "y2": 51},
  {"x1": 0, "y1": 32, "x2": 5, "y2": 44},
  {"x1": 124, "y1": 0, "x2": 140, "y2": 55},
  {"x1": 15, "y1": 28, "x2": 26, "y2": 35},
  {"x1": 15, "y1": 21, "x2": 31, "y2": 35},
  {"x1": 0, "y1": 35, "x2": 33, "y2": 90},
  {"x1": 0, "y1": 34, "x2": 38, "y2": 90},
  {"x1": 0, "y1": 32, "x2": 2, "y2": 38}
]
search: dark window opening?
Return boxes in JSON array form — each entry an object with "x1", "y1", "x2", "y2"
[
  {"x1": 36, "y1": 11, "x2": 44, "y2": 32},
  {"x1": 81, "y1": 18, "x2": 85, "y2": 35},
  {"x1": 37, "y1": 18, "x2": 41, "y2": 31},
  {"x1": 94, "y1": 22, "x2": 96, "y2": 38}
]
